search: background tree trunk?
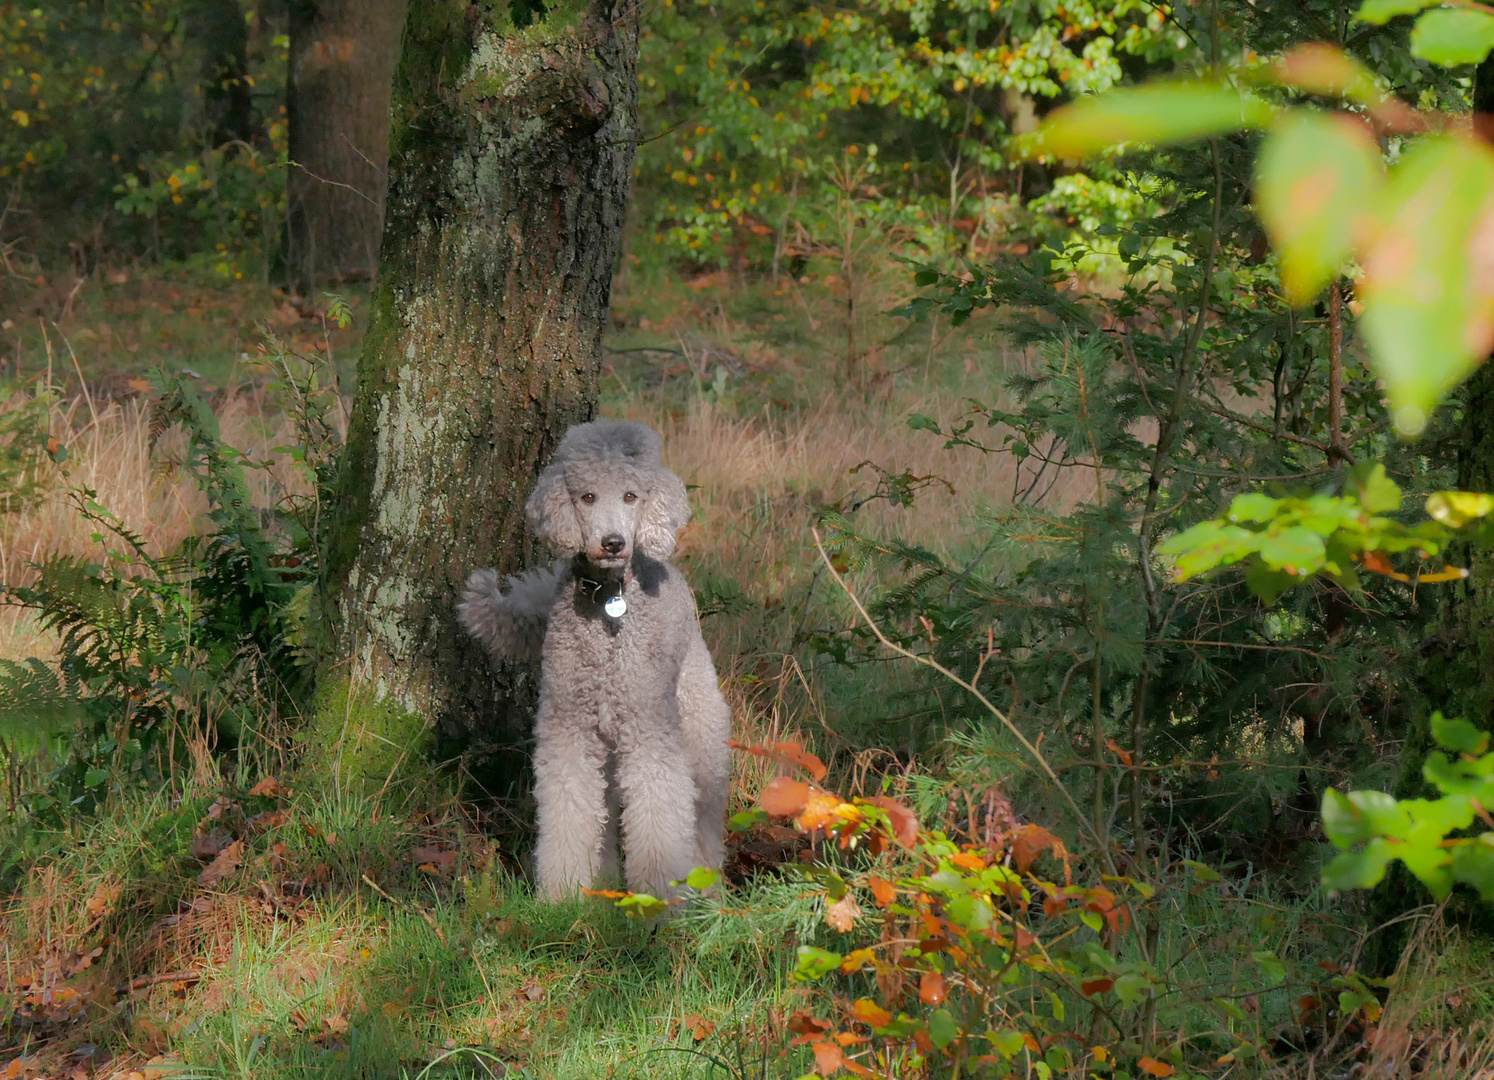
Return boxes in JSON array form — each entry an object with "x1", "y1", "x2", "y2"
[
  {"x1": 284, "y1": 0, "x2": 408, "y2": 289},
  {"x1": 190, "y1": 0, "x2": 255, "y2": 147},
  {"x1": 320, "y1": 0, "x2": 639, "y2": 751}
]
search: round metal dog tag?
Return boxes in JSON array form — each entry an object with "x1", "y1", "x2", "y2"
[{"x1": 605, "y1": 595, "x2": 628, "y2": 618}]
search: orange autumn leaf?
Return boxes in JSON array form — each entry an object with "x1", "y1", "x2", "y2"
[
  {"x1": 580, "y1": 887, "x2": 631, "y2": 899},
  {"x1": 867, "y1": 876, "x2": 898, "y2": 908},
  {"x1": 1011, "y1": 824, "x2": 1065, "y2": 874},
  {"x1": 760, "y1": 777, "x2": 811, "y2": 817},
  {"x1": 798, "y1": 791, "x2": 858, "y2": 832},
  {"x1": 949, "y1": 851, "x2": 986, "y2": 871},
  {"x1": 1105, "y1": 738, "x2": 1133, "y2": 767},
  {"x1": 1138, "y1": 1058, "x2": 1176, "y2": 1077},
  {"x1": 1081, "y1": 978, "x2": 1114, "y2": 997},
  {"x1": 247, "y1": 776, "x2": 282, "y2": 798},
  {"x1": 849, "y1": 998, "x2": 892, "y2": 1028},
  {"x1": 919, "y1": 972, "x2": 947, "y2": 1005},
  {"x1": 840, "y1": 948, "x2": 876, "y2": 973},
  {"x1": 826, "y1": 893, "x2": 862, "y2": 932},
  {"x1": 728, "y1": 738, "x2": 828, "y2": 781},
  {"x1": 812, "y1": 1039, "x2": 844, "y2": 1076}
]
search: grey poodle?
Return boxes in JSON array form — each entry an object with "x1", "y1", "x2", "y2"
[{"x1": 457, "y1": 420, "x2": 732, "y2": 901}]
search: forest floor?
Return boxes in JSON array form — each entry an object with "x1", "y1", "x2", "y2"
[{"x1": 2, "y1": 259, "x2": 1493, "y2": 1079}]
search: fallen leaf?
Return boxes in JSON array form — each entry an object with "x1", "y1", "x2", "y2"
[
  {"x1": 204, "y1": 796, "x2": 237, "y2": 821},
  {"x1": 826, "y1": 893, "x2": 861, "y2": 932},
  {"x1": 248, "y1": 776, "x2": 282, "y2": 798},
  {"x1": 126, "y1": 376, "x2": 151, "y2": 394},
  {"x1": 191, "y1": 831, "x2": 231, "y2": 861},
  {"x1": 519, "y1": 980, "x2": 545, "y2": 1003},
  {"x1": 787, "y1": 1010, "x2": 833, "y2": 1038},
  {"x1": 86, "y1": 882, "x2": 120, "y2": 918},
  {"x1": 411, "y1": 846, "x2": 457, "y2": 873},
  {"x1": 198, "y1": 840, "x2": 244, "y2": 886},
  {"x1": 322, "y1": 1015, "x2": 350, "y2": 1035},
  {"x1": 682, "y1": 1013, "x2": 716, "y2": 1041}
]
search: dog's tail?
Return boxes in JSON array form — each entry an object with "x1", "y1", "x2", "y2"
[{"x1": 457, "y1": 562, "x2": 566, "y2": 665}]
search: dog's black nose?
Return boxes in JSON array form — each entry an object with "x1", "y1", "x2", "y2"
[{"x1": 601, "y1": 534, "x2": 626, "y2": 556}]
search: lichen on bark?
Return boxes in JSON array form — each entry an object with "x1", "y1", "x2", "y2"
[{"x1": 321, "y1": 0, "x2": 639, "y2": 752}]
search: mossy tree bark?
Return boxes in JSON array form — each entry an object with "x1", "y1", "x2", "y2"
[
  {"x1": 284, "y1": 0, "x2": 409, "y2": 287},
  {"x1": 321, "y1": 0, "x2": 638, "y2": 750}
]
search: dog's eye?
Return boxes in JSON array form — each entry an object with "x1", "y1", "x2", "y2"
[
  {"x1": 623, "y1": 492, "x2": 637, "y2": 503},
  {"x1": 581, "y1": 493, "x2": 596, "y2": 503}
]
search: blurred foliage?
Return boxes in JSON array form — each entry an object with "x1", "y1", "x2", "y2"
[{"x1": 0, "y1": 0, "x2": 287, "y2": 271}]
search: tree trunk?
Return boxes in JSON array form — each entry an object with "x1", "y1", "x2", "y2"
[
  {"x1": 284, "y1": 0, "x2": 408, "y2": 288},
  {"x1": 191, "y1": 0, "x2": 255, "y2": 147},
  {"x1": 320, "y1": 0, "x2": 639, "y2": 748}
]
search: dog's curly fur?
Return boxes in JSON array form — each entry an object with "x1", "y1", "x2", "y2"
[{"x1": 457, "y1": 420, "x2": 732, "y2": 900}]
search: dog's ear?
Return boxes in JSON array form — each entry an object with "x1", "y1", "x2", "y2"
[
  {"x1": 637, "y1": 467, "x2": 690, "y2": 559},
  {"x1": 526, "y1": 463, "x2": 583, "y2": 555}
]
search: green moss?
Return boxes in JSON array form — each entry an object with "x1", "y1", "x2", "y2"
[{"x1": 298, "y1": 679, "x2": 436, "y2": 800}]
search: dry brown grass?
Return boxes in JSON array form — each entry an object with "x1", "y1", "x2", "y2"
[{"x1": 0, "y1": 385, "x2": 303, "y2": 663}]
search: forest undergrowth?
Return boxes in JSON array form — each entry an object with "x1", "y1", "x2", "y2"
[{"x1": 1, "y1": 260, "x2": 1492, "y2": 1080}]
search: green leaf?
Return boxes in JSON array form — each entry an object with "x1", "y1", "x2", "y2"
[
  {"x1": 1411, "y1": 8, "x2": 1494, "y2": 66},
  {"x1": 1255, "y1": 111, "x2": 1382, "y2": 306},
  {"x1": 928, "y1": 1009, "x2": 960, "y2": 1050},
  {"x1": 1259, "y1": 526, "x2": 1327, "y2": 574},
  {"x1": 83, "y1": 768, "x2": 108, "y2": 788},
  {"x1": 1158, "y1": 521, "x2": 1257, "y2": 579},
  {"x1": 1339, "y1": 988, "x2": 1379, "y2": 1016},
  {"x1": 1226, "y1": 492, "x2": 1280, "y2": 524},
  {"x1": 1322, "y1": 842, "x2": 1395, "y2": 891},
  {"x1": 1322, "y1": 788, "x2": 1407, "y2": 846},
  {"x1": 614, "y1": 893, "x2": 669, "y2": 919},
  {"x1": 683, "y1": 866, "x2": 721, "y2": 890},
  {"x1": 1347, "y1": 462, "x2": 1404, "y2": 516},
  {"x1": 989, "y1": 1030, "x2": 1027, "y2": 1058},
  {"x1": 1244, "y1": 562, "x2": 1297, "y2": 605},
  {"x1": 793, "y1": 946, "x2": 843, "y2": 981},
  {"x1": 1431, "y1": 712, "x2": 1491, "y2": 755},
  {"x1": 1359, "y1": 135, "x2": 1494, "y2": 434},
  {"x1": 1356, "y1": 0, "x2": 1441, "y2": 24},
  {"x1": 1452, "y1": 837, "x2": 1494, "y2": 900},
  {"x1": 1250, "y1": 950, "x2": 1287, "y2": 985},
  {"x1": 1113, "y1": 972, "x2": 1151, "y2": 1005},
  {"x1": 1182, "y1": 859, "x2": 1222, "y2": 883},
  {"x1": 726, "y1": 807, "x2": 767, "y2": 833},
  {"x1": 1019, "y1": 81, "x2": 1276, "y2": 162},
  {"x1": 1080, "y1": 910, "x2": 1103, "y2": 932}
]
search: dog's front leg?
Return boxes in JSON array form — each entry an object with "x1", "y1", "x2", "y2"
[
  {"x1": 532, "y1": 706, "x2": 610, "y2": 901},
  {"x1": 615, "y1": 698, "x2": 699, "y2": 901}
]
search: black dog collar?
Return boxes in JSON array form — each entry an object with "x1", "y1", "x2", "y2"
[{"x1": 575, "y1": 565, "x2": 633, "y2": 618}]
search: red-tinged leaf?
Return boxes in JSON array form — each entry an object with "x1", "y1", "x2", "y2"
[
  {"x1": 728, "y1": 739, "x2": 827, "y2": 781},
  {"x1": 1011, "y1": 824, "x2": 1065, "y2": 874},
  {"x1": 913, "y1": 1030, "x2": 936, "y2": 1054},
  {"x1": 1081, "y1": 978, "x2": 1115, "y2": 997},
  {"x1": 1043, "y1": 895, "x2": 1067, "y2": 917},
  {"x1": 1014, "y1": 926, "x2": 1037, "y2": 950},
  {"x1": 949, "y1": 851, "x2": 986, "y2": 871},
  {"x1": 812, "y1": 1039, "x2": 844, "y2": 1076},
  {"x1": 849, "y1": 998, "x2": 893, "y2": 1028},
  {"x1": 868, "y1": 876, "x2": 898, "y2": 909},
  {"x1": 1018, "y1": 80, "x2": 1275, "y2": 162},
  {"x1": 1255, "y1": 110, "x2": 1383, "y2": 306},
  {"x1": 865, "y1": 796, "x2": 918, "y2": 847},
  {"x1": 1104, "y1": 739, "x2": 1133, "y2": 768},
  {"x1": 919, "y1": 972, "x2": 947, "y2": 1005},
  {"x1": 788, "y1": 1010, "x2": 834, "y2": 1037},
  {"x1": 760, "y1": 777, "x2": 811, "y2": 817},
  {"x1": 1272, "y1": 44, "x2": 1389, "y2": 112},
  {"x1": 1138, "y1": 1057, "x2": 1176, "y2": 1077},
  {"x1": 1359, "y1": 134, "x2": 1494, "y2": 434},
  {"x1": 833, "y1": 1031, "x2": 867, "y2": 1047}
]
